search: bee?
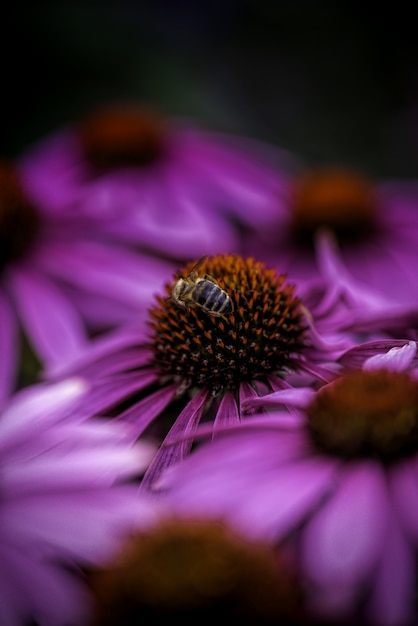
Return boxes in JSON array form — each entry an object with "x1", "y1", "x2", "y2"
[{"x1": 171, "y1": 256, "x2": 234, "y2": 319}]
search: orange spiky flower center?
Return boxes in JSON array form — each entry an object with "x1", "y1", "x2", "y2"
[
  {"x1": 149, "y1": 254, "x2": 306, "y2": 395},
  {"x1": 290, "y1": 167, "x2": 378, "y2": 245},
  {"x1": 88, "y1": 517, "x2": 304, "y2": 625},
  {"x1": 307, "y1": 369, "x2": 418, "y2": 462},
  {"x1": 78, "y1": 104, "x2": 167, "y2": 170}
]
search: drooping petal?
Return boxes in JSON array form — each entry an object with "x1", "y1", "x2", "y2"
[
  {"x1": 213, "y1": 390, "x2": 240, "y2": 428},
  {"x1": 140, "y1": 388, "x2": 210, "y2": 491},
  {"x1": 0, "y1": 541, "x2": 92, "y2": 626},
  {"x1": 0, "y1": 378, "x2": 87, "y2": 449},
  {"x1": 241, "y1": 386, "x2": 316, "y2": 412},
  {"x1": 79, "y1": 370, "x2": 158, "y2": 417},
  {"x1": 229, "y1": 456, "x2": 340, "y2": 541},
  {"x1": 34, "y1": 238, "x2": 173, "y2": 308},
  {"x1": 8, "y1": 266, "x2": 87, "y2": 368},
  {"x1": 2, "y1": 446, "x2": 145, "y2": 496},
  {"x1": 301, "y1": 461, "x2": 388, "y2": 592},
  {"x1": 338, "y1": 339, "x2": 418, "y2": 370},
  {"x1": 366, "y1": 508, "x2": 416, "y2": 626},
  {"x1": 115, "y1": 383, "x2": 178, "y2": 440},
  {"x1": 0, "y1": 488, "x2": 153, "y2": 562},
  {"x1": 163, "y1": 443, "x2": 339, "y2": 542},
  {"x1": 363, "y1": 340, "x2": 417, "y2": 372},
  {"x1": 46, "y1": 324, "x2": 149, "y2": 379}
]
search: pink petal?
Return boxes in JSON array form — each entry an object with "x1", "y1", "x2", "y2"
[
  {"x1": 9, "y1": 266, "x2": 87, "y2": 368},
  {"x1": 301, "y1": 461, "x2": 388, "y2": 591},
  {"x1": 213, "y1": 390, "x2": 240, "y2": 428},
  {"x1": 34, "y1": 238, "x2": 173, "y2": 306},
  {"x1": 366, "y1": 508, "x2": 416, "y2": 626},
  {"x1": 115, "y1": 383, "x2": 178, "y2": 440},
  {"x1": 140, "y1": 388, "x2": 210, "y2": 491},
  {"x1": 363, "y1": 340, "x2": 417, "y2": 372},
  {"x1": 0, "y1": 379, "x2": 87, "y2": 448}
]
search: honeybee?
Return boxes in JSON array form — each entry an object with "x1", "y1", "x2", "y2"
[{"x1": 171, "y1": 256, "x2": 234, "y2": 319}]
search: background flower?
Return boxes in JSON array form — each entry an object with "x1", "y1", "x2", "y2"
[
  {"x1": 158, "y1": 341, "x2": 418, "y2": 625},
  {"x1": 18, "y1": 101, "x2": 300, "y2": 261},
  {"x1": 0, "y1": 377, "x2": 161, "y2": 626},
  {"x1": 0, "y1": 158, "x2": 175, "y2": 400},
  {"x1": 87, "y1": 516, "x2": 306, "y2": 625},
  {"x1": 242, "y1": 165, "x2": 418, "y2": 308}
]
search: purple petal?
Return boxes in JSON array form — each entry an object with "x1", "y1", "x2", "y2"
[
  {"x1": 0, "y1": 488, "x2": 149, "y2": 561},
  {"x1": 241, "y1": 387, "x2": 316, "y2": 412},
  {"x1": 2, "y1": 446, "x2": 146, "y2": 496},
  {"x1": 366, "y1": 508, "x2": 416, "y2": 626},
  {"x1": 47, "y1": 324, "x2": 149, "y2": 379},
  {"x1": 0, "y1": 379, "x2": 87, "y2": 448},
  {"x1": 163, "y1": 447, "x2": 339, "y2": 543},
  {"x1": 115, "y1": 383, "x2": 178, "y2": 440},
  {"x1": 0, "y1": 540, "x2": 92, "y2": 626},
  {"x1": 229, "y1": 456, "x2": 340, "y2": 541},
  {"x1": 34, "y1": 238, "x2": 174, "y2": 307},
  {"x1": 140, "y1": 388, "x2": 210, "y2": 491},
  {"x1": 301, "y1": 461, "x2": 388, "y2": 590},
  {"x1": 9, "y1": 266, "x2": 88, "y2": 368},
  {"x1": 338, "y1": 339, "x2": 418, "y2": 370},
  {"x1": 81, "y1": 370, "x2": 157, "y2": 416},
  {"x1": 363, "y1": 340, "x2": 417, "y2": 372},
  {"x1": 213, "y1": 390, "x2": 240, "y2": 427}
]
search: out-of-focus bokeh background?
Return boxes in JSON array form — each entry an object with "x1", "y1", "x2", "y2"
[{"x1": 5, "y1": 1, "x2": 418, "y2": 178}]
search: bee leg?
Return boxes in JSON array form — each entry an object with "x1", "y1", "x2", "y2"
[{"x1": 203, "y1": 274, "x2": 218, "y2": 284}]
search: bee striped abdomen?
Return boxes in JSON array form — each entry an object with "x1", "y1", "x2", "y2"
[
  {"x1": 194, "y1": 280, "x2": 233, "y2": 315},
  {"x1": 171, "y1": 256, "x2": 234, "y2": 319}
]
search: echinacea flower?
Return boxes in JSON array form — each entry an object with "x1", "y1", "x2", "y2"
[
  {"x1": 18, "y1": 101, "x2": 300, "y2": 260},
  {"x1": 0, "y1": 377, "x2": 160, "y2": 626},
  {"x1": 47, "y1": 253, "x2": 360, "y2": 491},
  {"x1": 243, "y1": 165, "x2": 418, "y2": 307},
  {"x1": 0, "y1": 158, "x2": 174, "y2": 400},
  {"x1": 158, "y1": 340, "x2": 418, "y2": 626},
  {"x1": 88, "y1": 516, "x2": 306, "y2": 625}
]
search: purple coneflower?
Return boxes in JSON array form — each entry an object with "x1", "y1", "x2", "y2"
[
  {"x1": 18, "y1": 101, "x2": 300, "y2": 260},
  {"x1": 48, "y1": 253, "x2": 362, "y2": 491},
  {"x1": 88, "y1": 516, "x2": 307, "y2": 625},
  {"x1": 243, "y1": 165, "x2": 418, "y2": 307},
  {"x1": 158, "y1": 340, "x2": 418, "y2": 626},
  {"x1": 0, "y1": 158, "x2": 174, "y2": 399},
  {"x1": 0, "y1": 377, "x2": 160, "y2": 626}
]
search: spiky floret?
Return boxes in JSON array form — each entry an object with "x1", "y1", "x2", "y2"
[{"x1": 148, "y1": 255, "x2": 306, "y2": 395}]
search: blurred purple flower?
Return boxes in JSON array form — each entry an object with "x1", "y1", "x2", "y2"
[
  {"x1": 0, "y1": 377, "x2": 161, "y2": 626},
  {"x1": 159, "y1": 340, "x2": 418, "y2": 626},
  {"x1": 243, "y1": 165, "x2": 418, "y2": 307},
  {"x1": 18, "y1": 102, "x2": 300, "y2": 260},
  {"x1": 0, "y1": 159, "x2": 175, "y2": 401}
]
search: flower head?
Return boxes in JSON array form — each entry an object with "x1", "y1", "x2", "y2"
[
  {"x1": 0, "y1": 377, "x2": 160, "y2": 626},
  {"x1": 0, "y1": 156, "x2": 175, "y2": 400},
  {"x1": 244, "y1": 165, "x2": 418, "y2": 308},
  {"x1": 19, "y1": 101, "x2": 300, "y2": 260},
  {"x1": 49, "y1": 253, "x2": 359, "y2": 491},
  {"x1": 88, "y1": 516, "x2": 306, "y2": 625},
  {"x1": 158, "y1": 341, "x2": 418, "y2": 625}
]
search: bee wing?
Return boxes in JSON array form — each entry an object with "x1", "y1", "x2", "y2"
[{"x1": 188, "y1": 255, "x2": 208, "y2": 277}]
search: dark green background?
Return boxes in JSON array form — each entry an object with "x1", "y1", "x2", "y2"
[{"x1": 4, "y1": 1, "x2": 418, "y2": 178}]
